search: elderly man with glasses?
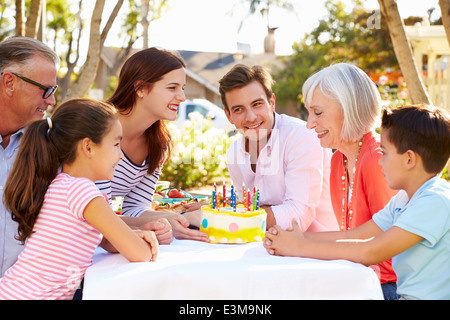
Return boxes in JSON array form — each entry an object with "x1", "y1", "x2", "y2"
[
  {"x1": 0, "y1": 36, "x2": 59, "y2": 278},
  {"x1": 0, "y1": 71, "x2": 58, "y2": 99}
]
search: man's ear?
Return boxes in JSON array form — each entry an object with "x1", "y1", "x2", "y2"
[
  {"x1": 2, "y1": 72, "x2": 16, "y2": 97},
  {"x1": 269, "y1": 93, "x2": 276, "y2": 112},
  {"x1": 224, "y1": 107, "x2": 234, "y2": 125}
]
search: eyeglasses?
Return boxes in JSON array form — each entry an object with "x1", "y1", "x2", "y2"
[{"x1": 1, "y1": 71, "x2": 58, "y2": 99}]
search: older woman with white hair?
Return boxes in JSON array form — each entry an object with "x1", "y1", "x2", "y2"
[{"x1": 302, "y1": 63, "x2": 398, "y2": 299}]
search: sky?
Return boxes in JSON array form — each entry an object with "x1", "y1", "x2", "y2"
[{"x1": 98, "y1": 0, "x2": 441, "y2": 56}]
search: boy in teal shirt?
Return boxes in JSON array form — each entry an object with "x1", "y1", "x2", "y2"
[{"x1": 264, "y1": 104, "x2": 450, "y2": 300}]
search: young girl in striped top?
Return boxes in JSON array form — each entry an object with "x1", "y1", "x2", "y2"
[{"x1": 0, "y1": 98, "x2": 158, "y2": 300}]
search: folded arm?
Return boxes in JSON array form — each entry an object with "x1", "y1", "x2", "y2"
[{"x1": 264, "y1": 219, "x2": 423, "y2": 266}]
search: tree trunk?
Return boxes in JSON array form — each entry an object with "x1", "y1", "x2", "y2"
[
  {"x1": 15, "y1": 0, "x2": 25, "y2": 36},
  {"x1": 100, "y1": 0, "x2": 124, "y2": 48},
  {"x1": 64, "y1": 0, "x2": 124, "y2": 101},
  {"x1": 65, "y1": 0, "x2": 105, "y2": 101},
  {"x1": 25, "y1": 0, "x2": 42, "y2": 38},
  {"x1": 59, "y1": 0, "x2": 84, "y2": 101},
  {"x1": 439, "y1": 0, "x2": 450, "y2": 46},
  {"x1": 377, "y1": 0, "x2": 432, "y2": 105}
]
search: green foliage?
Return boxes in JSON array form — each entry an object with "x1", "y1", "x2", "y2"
[
  {"x1": 240, "y1": 0, "x2": 294, "y2": 29},
  {"x1": 442, "y1": 167, "x2": 449, "y2": 181},
  {"x1": 0, "y1": 0, "x2": 14, "y2": 42},
  {"x1": 273, "y1": 0, "x2": 398, "y2": 109},
  {"x1": 160, "y1": 112, "x2": 238, "y2": 189},
  {"x1": 274, "y1": 41, "x2": 328, "y2": 109},
  {"x1": 377, "y1": 78, "x2": 410, "y2": 108}
]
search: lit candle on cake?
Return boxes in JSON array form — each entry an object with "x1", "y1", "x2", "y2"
[
  {"x1": 217, "y1": 191, "x2": 221, "y2": 208},
  {"x1": 247, "y1": 190, "x2": 251, "y2": 211},
  {"x1": 212, "y1": 190, "x2": 216, "y2": 209},
  {"x1": 231, "y1": 184, "x2": 235, "y2": 210},
  {"x1": 256, "y1": 189, "x2": 260, "y2": 210},
  {"x1": 223, "y1": 181, "x2": 226, "y2": 207}
]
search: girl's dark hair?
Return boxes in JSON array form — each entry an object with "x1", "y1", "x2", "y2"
[
  {"x1": 381, "y1": 104, "x2": 450, "y2": 174},
  {"x1": 107, "y1": 47, "x2": 186, "y2": 174},
  {"x1": 4, "y1": 98, "x2": 118, "y2": 243}
]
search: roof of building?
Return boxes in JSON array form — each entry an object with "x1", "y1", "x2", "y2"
[
  {"x1": 178, "y1": 50, "x2": 286, "y2": 90},
  {"x1": 102, "y1": 46, "x2": 286, "y2": 93}
]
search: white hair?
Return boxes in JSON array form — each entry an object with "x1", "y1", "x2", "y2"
[{"x1": 302, "y1": 63, "x2": 381, "y2": 142}]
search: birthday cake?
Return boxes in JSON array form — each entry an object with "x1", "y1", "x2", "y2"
[{"x1": 200, "y1": 204, "x2": 267, "y2": 243}]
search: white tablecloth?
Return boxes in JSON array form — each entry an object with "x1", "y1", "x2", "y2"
[{"x1": 83, "y1": 239, "x2": 383, "y2": 300}]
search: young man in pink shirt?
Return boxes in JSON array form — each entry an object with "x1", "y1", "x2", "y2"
[{"x1": 219, "y1": 64, "x2": 338, "y2": 232}]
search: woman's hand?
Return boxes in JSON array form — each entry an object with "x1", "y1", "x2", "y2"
[
  {"x1": 121, "y1": 210, "x2": 209, "y2": 243},
  {"x1": 167, "y1": 214, "x2": 209, "y2": 242},
  {"x1": 138, "y1": 218, "x2": 173, "y2": 244},
  {"x1": 183, "y1": 200, "x2": 209, "y2": 212},
  {"x1": 182, "y1": 209, "x2": 202, "y2": 228}
]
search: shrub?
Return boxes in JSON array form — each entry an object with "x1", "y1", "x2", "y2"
[{"x1": 160, "y1": 112, "x2": 238, "y2": 189}]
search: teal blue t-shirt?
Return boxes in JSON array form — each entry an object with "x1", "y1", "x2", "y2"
[{"x1": 372, "y1": 176, "x2": 450, "y2": 300}]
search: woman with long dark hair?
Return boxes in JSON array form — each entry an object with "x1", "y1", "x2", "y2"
[{"x1": 97, "y1": 47, "x2": 208, "y2": 242}]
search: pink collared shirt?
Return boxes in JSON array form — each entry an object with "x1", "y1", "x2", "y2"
[{"x1": 226, "y1": 113, "x2": 338, "y2": 231}]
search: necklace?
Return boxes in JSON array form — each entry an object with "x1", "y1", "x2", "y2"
[{"x1": 340, "y1": 137, "x2": 364, "y2": 231}]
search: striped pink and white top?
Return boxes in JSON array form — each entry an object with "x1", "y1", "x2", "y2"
[{"x1": 0, "y1": 173, "x2": 103, "y2": 300}]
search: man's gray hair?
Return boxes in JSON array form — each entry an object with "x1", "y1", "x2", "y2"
[{"x1": 0, "y1": 36, "x2": 59, "y2": 71}]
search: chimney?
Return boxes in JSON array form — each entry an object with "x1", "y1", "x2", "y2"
[{"x1": 264, "y1": 27, "x2": 278, "y2": 54}]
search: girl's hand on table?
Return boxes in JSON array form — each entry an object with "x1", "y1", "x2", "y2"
[{"x1": 134, "y1": 229, "x2": 159, "y2": 261}]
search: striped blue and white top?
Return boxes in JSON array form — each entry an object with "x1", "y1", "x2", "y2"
[{"x1": 96, "y1": 153, "x2": 160, "y2": 217}]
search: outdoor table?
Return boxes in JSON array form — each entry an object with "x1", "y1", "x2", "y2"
[{"x1": 82, "y1": 239, "x2": 383, "y2": 300}]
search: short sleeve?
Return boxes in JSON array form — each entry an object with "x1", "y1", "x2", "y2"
[
  {"x1": 393, "y1": 193, "x2": 449, "y2": 247},
  {"x1": 372, "y1": 190, "x2": 410, "y2": 231},
  {"x1": 95, "y1": 179, "x2": 112, "y2": 205},
  {"x1": 67, "y1": 178, "x2": 104, "y2": 220}
]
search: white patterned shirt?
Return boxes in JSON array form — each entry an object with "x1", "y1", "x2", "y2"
[{"x1": 96, "y1": 152, "x2": 159, "y2": 217}]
